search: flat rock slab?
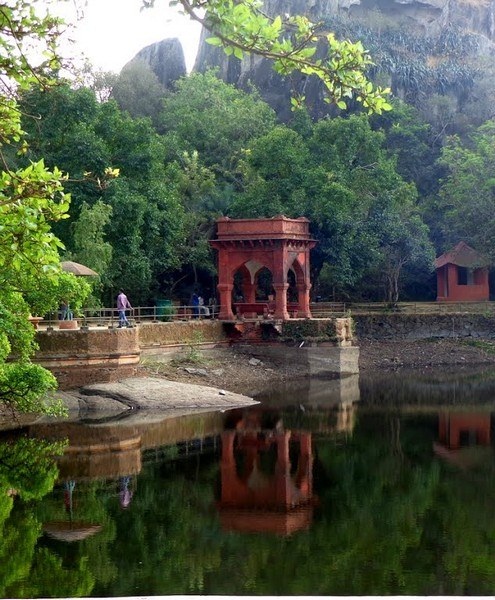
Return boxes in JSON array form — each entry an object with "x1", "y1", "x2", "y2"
[{"x1": 76, "y1": 377, "x2": 258, "y2": 411}]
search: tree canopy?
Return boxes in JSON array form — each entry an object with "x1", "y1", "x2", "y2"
[
  {"x1": 435, "y1": 121, "x2": 495, "y2": 260},
  {"x1": 0, "y1": 1, "x2": 94, "y2": 414}
]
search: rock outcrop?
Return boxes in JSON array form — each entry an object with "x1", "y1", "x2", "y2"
[
  {"x1": 193, "y1": 0, "x2": 495, "y2": 120},
  {"x1": 127, "y1": 37, "x2": 186, "y2": 89},
  {"x1": 127, "y1": 0, "x2": 495, "y2": 122},
  {"x1": 51, "y1": 377, "x2": 258, "y2": 415}
]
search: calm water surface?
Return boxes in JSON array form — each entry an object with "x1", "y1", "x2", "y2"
[{"x1": 2, "y1": 369, "x2": 495, "y2": 596}]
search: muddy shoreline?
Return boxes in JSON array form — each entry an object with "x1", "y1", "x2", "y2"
[
  {"x1": 3, "y1": 337, "x2": 495, "y2": 426},
  {"x1": 138, "y1": 338, "x2": 495, "y2": 395},
  {"x1": 358, "y1": 337, "x2": 495, "y2": 373}
]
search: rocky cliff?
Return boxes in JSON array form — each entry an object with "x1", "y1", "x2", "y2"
[
  {"x1": 129, "y1": 0, "x2": 495, "y2": 122},
  {"x1": 126, "y1": 37, "x2": 186, "y2": 89}
]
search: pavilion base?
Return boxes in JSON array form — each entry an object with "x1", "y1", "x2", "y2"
[
  {"x1": 235, "y1": 343, "x2": 359, "y2": 377},
  {"x1": 223, "y1": 316, "x2": 358, "y2": 377}
]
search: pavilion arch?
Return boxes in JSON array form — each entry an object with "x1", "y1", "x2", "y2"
[
  {"x1": 287, "y1": 268, "x2": 298, "y2": 303},
  {"x1": 255, "y1": 267, "x2": 274, "y2": 301},
  {"x1": 231, "y1": 263, "x2": 274, "y2": 302},
  {"x1": 209, "y1": 216, "x2": 316, "y2": 320}
]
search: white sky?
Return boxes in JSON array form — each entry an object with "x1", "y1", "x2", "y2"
[{"x1": 54, "y1": 0, "x2": 202, "y2": 73}]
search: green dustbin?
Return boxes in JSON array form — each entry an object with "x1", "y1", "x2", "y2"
[{"x1": 156, "y1": 299, "x2": 174, "y2": 321}]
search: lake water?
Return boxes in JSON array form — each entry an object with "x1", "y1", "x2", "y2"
[{"x1": 2, "y1": 369, "x2": 495, "y2": 597}]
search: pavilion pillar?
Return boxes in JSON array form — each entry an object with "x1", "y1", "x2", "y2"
[
  {"x1": 243, "y1": 279, "x2": 256, "y2": 303},
  {"x1": 273, "y1": 284, "x2": 290, "y2": 320},
  {"x1": 272, "y1": 243, "x2": 290, "y2": 320},
  {"x1": 296, "y1": 282, "x2": 312, "y2": 318},
  {"x1": 217, "y1": 283, "x2": 235, "y2": 320}
]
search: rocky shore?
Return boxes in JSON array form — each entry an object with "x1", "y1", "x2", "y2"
[
  {"x1": 5, "y1": 337, "x2": 495, "y2": 425},
  {"x1": 58, "y1": 376, "x2": 258, "y2": 415},
  {"x1": 138, "y1": 337, "x2": 495, "y2": 395}
]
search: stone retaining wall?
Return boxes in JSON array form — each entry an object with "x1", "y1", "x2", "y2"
[
  {"x1": 35, "y1": 328, "x2": 140, "y2": 389},
  {"x1": 354, "y1": 313, "x2": 495, "y2": 340},
  {"x1": 34, "y1": 320, "x2": 357, "y2": 388},
  {"x1": 32, "y1": 314, "x2": 495, "y2": 389},
  {"x1": 138, "y1": 321, "x2": 228, "y2": 347}
]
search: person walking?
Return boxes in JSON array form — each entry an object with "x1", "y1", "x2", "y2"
[{"x1": 117, "y1": 290, "x2": 132, "y2": 328}]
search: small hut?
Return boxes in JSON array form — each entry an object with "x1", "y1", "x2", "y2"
[{"x1": 435, "y1": 241, "x2": 490, "y2": 302}]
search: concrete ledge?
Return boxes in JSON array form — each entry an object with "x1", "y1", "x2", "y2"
[
  {"x1": 236, "y1": 343, "x2": 360, "y2": 376},
  {"x1": 58, "y1": 320, "x2": 79, "y2": 330},
  {"x1": 138, "y1": 321, "x2": 228, "y2": 347},
  {"x1": 35, "y1": 328, "x2": 141, "y2": 389}
]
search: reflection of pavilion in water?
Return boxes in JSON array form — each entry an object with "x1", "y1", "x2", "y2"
[
  {"x1": 25, "y1": 382, "x2": 360, "y2": 540},
  {"x1": 217, "y1": 407, "x2": 316, "y2": 536},
  {"x1": 434, "y1": 411, "x2": 493, "y2": 469}
]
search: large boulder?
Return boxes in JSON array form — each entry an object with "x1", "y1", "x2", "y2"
[{"x1": 127, "y1": 37, "x2": 186, "y2": 88}]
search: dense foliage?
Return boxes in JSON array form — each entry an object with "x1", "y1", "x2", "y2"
[
  {"x1": 3, "y1": 0, "x2": 495, "y2": 412},
  {"x1": 18, "y1": 73, "x2": 440, "y2": 304},
  {"x1": 0, "y1": 1, "x2": 94, "y2": 415}
]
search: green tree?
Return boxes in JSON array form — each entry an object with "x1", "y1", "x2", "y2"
[
  {"x1": 308, "y1": 115, "x2": 433, "y2": 298},
  {"x1": 22, "y1": 270, "x2": 92, "y2": 319},
  {"x1": 159, "y1": 70, "x2": 277, "y2": 177},
  {"x1": 20, "y1": 84, "x2": 187, "y2": 304},
  {"x1": 0, "y1": 1, "x2": 96, "y2": 414},
  {"x1": 111, "y1": 60, "x2": 166, "y2": 124},
  {"x1": 436, "y1": 121, "x2": 495, "y2": 260},
  {"x1": 370, "y1": 203, "x2": 435, "y2": 303},
  {"x1": 0, "y1": 437, "x2": 101, "y2": 598},
  {"x1": 371, "y1": 99, "x2": 443, "y2": 199},
  {"x1": 231, "y1": 115, "x2": 433, "y2": 300},
  {"x1": 71, "y1": 200, "x2": 113, "y2": 299}
]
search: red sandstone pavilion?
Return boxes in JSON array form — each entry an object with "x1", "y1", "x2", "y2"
[{"x1": 209, "y1": 216, "x2": 316, "y2": 321}]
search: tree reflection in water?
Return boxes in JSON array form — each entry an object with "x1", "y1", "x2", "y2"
[
  {"x1": 3, "y1": 372, "x2": 495, "y2": 595},
  {"x1": 0, "y1": 436, "x2": 73, "y2": 598}
]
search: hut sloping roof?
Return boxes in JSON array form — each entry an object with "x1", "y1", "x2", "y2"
[{"x1": 434, "y1": 241, "x2": 490, "y2": 269}]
